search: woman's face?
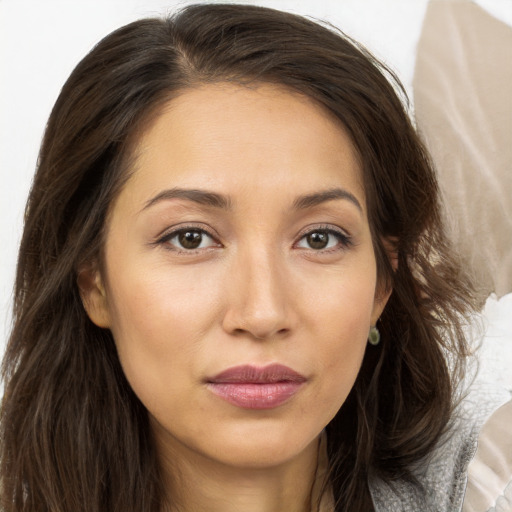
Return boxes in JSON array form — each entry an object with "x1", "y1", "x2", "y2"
[{"x1": 82, "y1": 83, "x2": 389, "y2": 471}]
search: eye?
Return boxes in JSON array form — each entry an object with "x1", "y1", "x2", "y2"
[
  {"x1": 296, "y1": 228, "x2": 351, "y2": 251},
  {"x1": 159, "y1": 228, "x2": 219, "y2": 251}
]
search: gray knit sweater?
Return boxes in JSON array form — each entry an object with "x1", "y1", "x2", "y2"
[{"x1": 368, "y1": 385, "x2": 510, "y2": 512}]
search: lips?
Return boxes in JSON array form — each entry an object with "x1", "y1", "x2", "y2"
[{"x1": 206, "y1": 364, "x2": 306, "y2": 410}]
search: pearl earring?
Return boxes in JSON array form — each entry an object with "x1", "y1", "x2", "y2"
[{"x1": 368, "y1": 325, "x2": 380, "y2": 346}]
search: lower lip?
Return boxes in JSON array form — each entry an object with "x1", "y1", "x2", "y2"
[{"x1": 207, "y1": 382, "x2": 304, "y2": 409}]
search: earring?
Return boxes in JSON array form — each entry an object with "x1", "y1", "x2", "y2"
[{"x1": 368, "y1": 326, "x2": 380, "y2": 346}]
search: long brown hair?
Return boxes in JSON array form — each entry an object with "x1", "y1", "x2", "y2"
[{"x1": 1, "y1": 4, "x2": 475, "y2": 511}]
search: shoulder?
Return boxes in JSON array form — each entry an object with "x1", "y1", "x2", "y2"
[
  {"x1": 369, "y1": 383, "x2": 510, "y2": 512},
  {"x1": 463, "y1": 399, "x2": 512, "y2": 512}
]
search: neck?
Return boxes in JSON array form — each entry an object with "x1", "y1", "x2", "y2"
[{"x1": 156, "y1": 434, "x2": 320, "y2": 512}]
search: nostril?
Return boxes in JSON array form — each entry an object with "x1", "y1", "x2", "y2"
[
  {"x1": 221, "y1": 282, "x2": 294, "y2": 339},
  {"x1": 229, "y1": 326, "x2": 290, "y2": 340},
  {"x1": 256, "y1": 327, "x2": 291, "y2": 340}
]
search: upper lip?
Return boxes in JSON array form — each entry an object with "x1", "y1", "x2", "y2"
[{"x1": 207, "y1": 364, "x2": 307, "y2": 384}]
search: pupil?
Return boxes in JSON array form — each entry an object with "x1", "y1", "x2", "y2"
[
  {"x1": 179, "y1": 230, "x2": 202, "y2": 249},
  {"x1": 308, "y1": 231, "x2": 328, "y2": 249}
]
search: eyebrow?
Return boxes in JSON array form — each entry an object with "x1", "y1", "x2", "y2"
[
  {"x1": 142, "y1": 186, "x2": 362, "y2": 213},
  {"x1": 142, "y1": 188, "x2": 232, "y2": 211},
  {"x1": 292, "y1": 188, "x2": 363, "y2": 213}
]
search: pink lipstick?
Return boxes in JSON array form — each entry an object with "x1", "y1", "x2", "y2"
[{"x1": 206, "y1": 364, "x2": 306, "y2": 410}]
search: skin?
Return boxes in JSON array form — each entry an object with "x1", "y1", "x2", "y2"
[{"x1": 80, "y1": 83, "x2": 390, "y2": 512}]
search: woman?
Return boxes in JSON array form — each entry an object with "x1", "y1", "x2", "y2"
[{"x1": 0, "y1": 4, "x2": 481, "y2": 511}]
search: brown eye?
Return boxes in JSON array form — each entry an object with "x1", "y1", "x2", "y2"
[
  {"x1": 178, "y1": 230, "x2": 204, "y2": 249},
  {"x1": 161, "y1": 228, "x2": 218, "y2": 251},
  {"x1": 296, "y1": 228, "x2": 351, "y2": 251},
  {"x1": 306, "y1": 231, "x2": 329, "y2": 249}
]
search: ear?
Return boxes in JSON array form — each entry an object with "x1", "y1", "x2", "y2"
[
  {"x1": 370, "y1": 286, "x2": 392, "y2": 326},
  {"x1": 370, "y1": 236, "x2": 398, "y2": 324},
  {"x1": 77, "y1": 261, "x2": 111, "y2": 328},
  {"x1": 382, "y1": 236, "x2": 399, "y2": 272}
]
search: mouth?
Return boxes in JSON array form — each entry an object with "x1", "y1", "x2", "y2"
[{"x1": 206, "y1": 364, "x2": 307, "y2": 410}]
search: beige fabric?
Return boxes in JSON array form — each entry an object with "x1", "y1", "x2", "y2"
[
  {"x1": 413, "y1": 0, "x2": 512, "y2": 297},
  {"x1": 463, "y1": 399, "x2": 512, "y2": 511}
]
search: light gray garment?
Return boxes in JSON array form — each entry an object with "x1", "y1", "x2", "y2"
[{"x1": 369, "y1": 386, "x2": 510, "y2": 512}]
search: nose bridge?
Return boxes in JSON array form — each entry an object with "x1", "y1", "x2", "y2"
[{"x1": 223, "y1": 241, "x2": 292, "y2": 339}]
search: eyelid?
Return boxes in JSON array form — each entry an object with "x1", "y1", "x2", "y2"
[
  {"x1": 152, "y1": 222, "x2": 353, "y2": 253},
  {"x1": 154, "y1": 223, "x2": 222, "y2": 252},
  {"x1": 294, "y1": 224, "x2": 353, "y2": 251}
]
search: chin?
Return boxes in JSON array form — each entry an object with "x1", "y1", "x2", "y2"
[{"x1": 203, "y1": 422, "x2": 321, "y2": 469}]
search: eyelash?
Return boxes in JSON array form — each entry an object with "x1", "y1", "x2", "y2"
[
  {"x1": 155, "y1": 225, "x2": 220, "y2": 254},
  {"x1": 155, "y1": 224, "x2": 353, "y2": 254},
  {"x1": 295, "y1": 225, "x2": 353, "y2": 253}
]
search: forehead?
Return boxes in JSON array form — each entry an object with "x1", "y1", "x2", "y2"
[{"x1": 121, "y1": 83, "x2": 365, "y2": 212}]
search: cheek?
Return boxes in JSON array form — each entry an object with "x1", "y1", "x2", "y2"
[
  {"x1": 304, "y1": 263, "x2": 376, "y2": 411},
  {"x1": 318, "y1": 322, "x2": 368, "y2": 401},
  {"x1": 304, "y1": 257, "x2": 377, "y2": 342},
  {"x1": 103, "y1": 259, "x2": 225, "y2": 403},
  {"x1": 310, "y1": 325, "x2": 368, "y2": 427}
]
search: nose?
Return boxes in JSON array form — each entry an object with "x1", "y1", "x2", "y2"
[{"x1": 221, "y1": 247, "x2": 295, "y2": 340}]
